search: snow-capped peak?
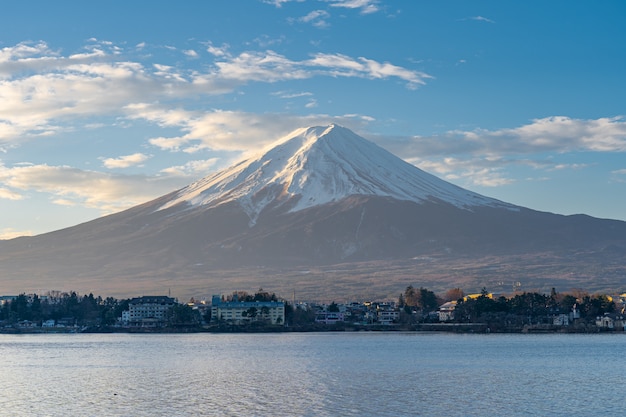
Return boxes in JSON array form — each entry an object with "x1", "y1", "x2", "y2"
[{"x1": 158, "y1": 124, "x2": 514, "y2": 225}]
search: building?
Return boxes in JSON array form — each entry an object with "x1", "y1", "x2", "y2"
[
  {"x1": 126, "y1": 296, "x2": 177, "y2": 327},
  {"x1": 595, "y1": 313, "x2": 626, "y2": 330},
  {"x1": 315, "y1": 311, "x2": 345, "y2": 324},
  {"x1": 211, "y1": 295, "x2": 285, "y2": 325},
  {"x1": 377, "y1": 309, "x2": 399, "y2": 325},
  {"x1": 438, "y1": 301, "x2": 457, "y2": 322}
]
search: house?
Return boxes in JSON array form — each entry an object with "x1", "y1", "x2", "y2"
[
  {"x1": 438, "y1": 301, "x2": 457, "y2": 322},
  {"x1": 377, "y1": 309, "x2": 399, "y2": 325},
  {"x1": 315, "y1": 311, "x2": 344, "y2": 324},
  {"x1": 553, "y1": 314, "x2": 569, "y2": 326},
  {"x1": 596, "y1": 313, "x2": 626, "y2": 330},
  {"x1": 211, "y1": 295, "x2": 285, "y2": 325},
  {"x1": 126, "y1": 296, "x2": 177, "y2": 327}
]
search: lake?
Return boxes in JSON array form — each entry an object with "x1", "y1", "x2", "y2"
[{"x1": 0, "y1": 332, "x2": 623, "y2": 416}]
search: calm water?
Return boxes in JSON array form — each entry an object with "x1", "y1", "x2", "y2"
[{"x1": 0, "y1": 332, "x2": 623, "y2": 416}]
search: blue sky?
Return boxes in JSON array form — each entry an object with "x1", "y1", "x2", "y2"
[{"x1": 1, "y1": 0, "x2": 625, "y2": 239}]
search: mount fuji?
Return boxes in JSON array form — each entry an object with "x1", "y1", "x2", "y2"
[
  {"x1": 1, "y1": 124, "x2": 625, "y2": 299},
  {"x1": 159, "y1": 124, "x2": 515, "y2": 226}
]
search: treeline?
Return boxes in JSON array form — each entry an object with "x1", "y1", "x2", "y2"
[
  {"x1": 452, "y1": 288, "x2": 615, "y2": 326},
  {"x1": 0, "y1": 292, "x2": 129, "y2": 326},
  {"x1": 0, "y1": 289, "x2": 297, "y2": 329},
  {"x1": 223, "y1": 289, "x2": 279, "y2": 302},
  {"x1": 395, "y1": 285, "x2": 616, "y2": 329}
]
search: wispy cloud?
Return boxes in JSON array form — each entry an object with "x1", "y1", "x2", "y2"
[
  {"x1": 305, "y1": 99, "x2": 318, "y2": 108},
  {"x1": 292, "y1": 10, "x2": 331, "y2": 27},
  {"x1": 414, "y1": 157, "x2": 515, "y2": 187},
  {"x1": 272, "y1": 90, "x2": 314, "y2": 99},
  {"x1": 0, "y1": 163, "x2": 185, "y2": 214},
  {"x1": 126, "y1": 105, "x2": 373, "y2": 154},
  {"x1": 0, "y1": 41, "x2": 427, "y2": 146},
  {"x1": 0, "y1": 187, "x2": 23, "y2": 200},
  {"x1": 327, "y1": 0, "x2": 380, "y2": 14},
  {"x1": 0, "y1": 110, "x2": 373, "y2": 215},
  {"x1": 465, "y1": 15, "x2": 495, "y2": 24},
  {"x1": 0, "y1": 227, "x2": 34, "y2": 240},
  {"x1": 205, "y1": 42, "x2": 230, "y2": 57},
  {"x1": 183, "y1": 49, "x2": 199, "y2": 58},
  {"x1": 101, "y1": 153, "x2": 151, "y2": 169},
  {"x1": 262, "y1": 0, "x2": 304, "y2": 7},
  {"x1": 160, "y1": 158, "x2": 220, "y2": 176},
  {"x1": 381, "y1": 116, "x2": 626, "y2": 159},
  {"x1": 376, "y1": 116, "x2": 626, "y2": 187}
]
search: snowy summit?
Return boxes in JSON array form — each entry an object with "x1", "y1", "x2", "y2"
[{"x1": 159, "y1": 124, "x2": 513, "y2": 225}]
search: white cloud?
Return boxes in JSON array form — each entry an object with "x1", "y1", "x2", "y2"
[
  {"x1": 469, "y1": 16, "x2": 495, "y2": 24},
  {"x1": 183, "y1": 49, "x2": 199, "y2": 58},
  {"x1": 102, "y1": 153, "x2": 151, "y2": 169},
  {"x1": 160, "y1": 158, "x2": 220, "y2": 177},
  {"x1": 373, "y1": 116, "x2": 626, "y2": 188},
  {"x1": 272, "y1": 90, "x2": 313, "y2": 99},
  {"x1": 379, "y1": 116, "x2": 626, "y2": 160},
  {"x1": 205, "y1": 42, "x2": 230, "y2": 57},
  {"x1": 413, "y1": 157, "x2": 514, "y2": 188},
  {"x1": 306, "y1": 53, "x2": 431, "y2": 88},
  {"x1": 262, "y1": 0, "x2": 304, "y2": 6},
  {"x1": 0, "y1": 41, "x2": 426, "y2": 145},
  {"x1": 125, "y1": 105, "x2": 374, "y2": 154},
  {"x1": 327, "y1": 0, "x2": 380, "y2": 14},
  {"x1": 294, "y1": 10, "x2": 331, "y2": 27},
  {"x1": 52, "y1": 198, "x2": 77, "y2": 206},
  {"x1": 550, "y1": 163, "x2": 589, "y2": 171},
  {"x1": 0, "y1": 163, "x2": 187, "y2": 214},
  {"x1": 193, "y1": 50, "x2": 429, "y2": 90},
  {"x1": 0, "y1": 187, "x2": 23, "y2": 200},
  {"x1": 0, "y1": 109, "x2": 373, "y2": 215},
  {"x1": 0, "y1": 227, "x2": 33, "y2": 239}
]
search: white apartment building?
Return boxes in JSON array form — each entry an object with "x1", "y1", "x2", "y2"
[
  {"x1": 126, "y1": 296, "x2": 177, "y2": 327},
  {"x1": 211, "y1": 295, "x2": 285, "y2": 325}
]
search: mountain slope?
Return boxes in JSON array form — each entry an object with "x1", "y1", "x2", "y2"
[
  {"x1": 158, "y1": 124, "x2": 515, "y2": 225},
  {"x1": 0, "y1": 124, "x2": 625, "y2": 299}
]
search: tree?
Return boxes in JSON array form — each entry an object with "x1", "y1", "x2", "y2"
[
  {"x1": 30, "y1": 294, "x2": 42, "y2": 321},
  {"x1": 254, "y1": 288, "x2": 277, "y2": 302},
  {"x1": 558, "y1": 294, "x2": 578, "y2": 312},
  {"x1": 246, "y1": 307, "x2": 258, "y2": 320},
  {"x1": 397, "y1": 293, "x2": 406, "y2": 308},
  {"x1": 579, "y1": 295, "x2": 615, "y2": 318},
  {"x1": 12, "y1": 294, "x2": 30, "y2": 321},
  {"x1": 402, "y1": 286, "x2": 439, "y2": 313},
  {"x1": 404, "y1": 286, "x2": 419, "y2": 308},
  {"x1": 167, "y1": 304, "x2": 200, "y2": 326},
  {"x1": 444, "y1": 288, "x2": 464, "y2": 302},
  {"x1": 260, "y1": 306, "x2": 270, "y2": 322},
  {"x1": 328, "y1": 302, "x2": 340, "y2": 312},
  {"x1": 418, "y1": 288, "x2": 439, "y2": 313}
]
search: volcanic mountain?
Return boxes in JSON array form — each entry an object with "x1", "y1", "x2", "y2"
[{"x1": 1, "y1": 124, "x2": 626, "y2": 299}]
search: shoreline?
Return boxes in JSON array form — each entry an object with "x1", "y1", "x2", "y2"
[{"x1": 1, "y1": 323, "x2": 619, "y2": 335}]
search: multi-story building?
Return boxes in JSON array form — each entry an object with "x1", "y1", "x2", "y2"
[
  {"x1": 438, "y1": 301, "x2": 457, "y2": 322},
  {"x1": 126, "y1": 296, "x2": 177, "y2": 327},
  {"x1": 211, "y1": 295, "x2": 285, "y2": 325},
  {"x1": 315, "y1": 311, "x2": 345, "y2": 324}
]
